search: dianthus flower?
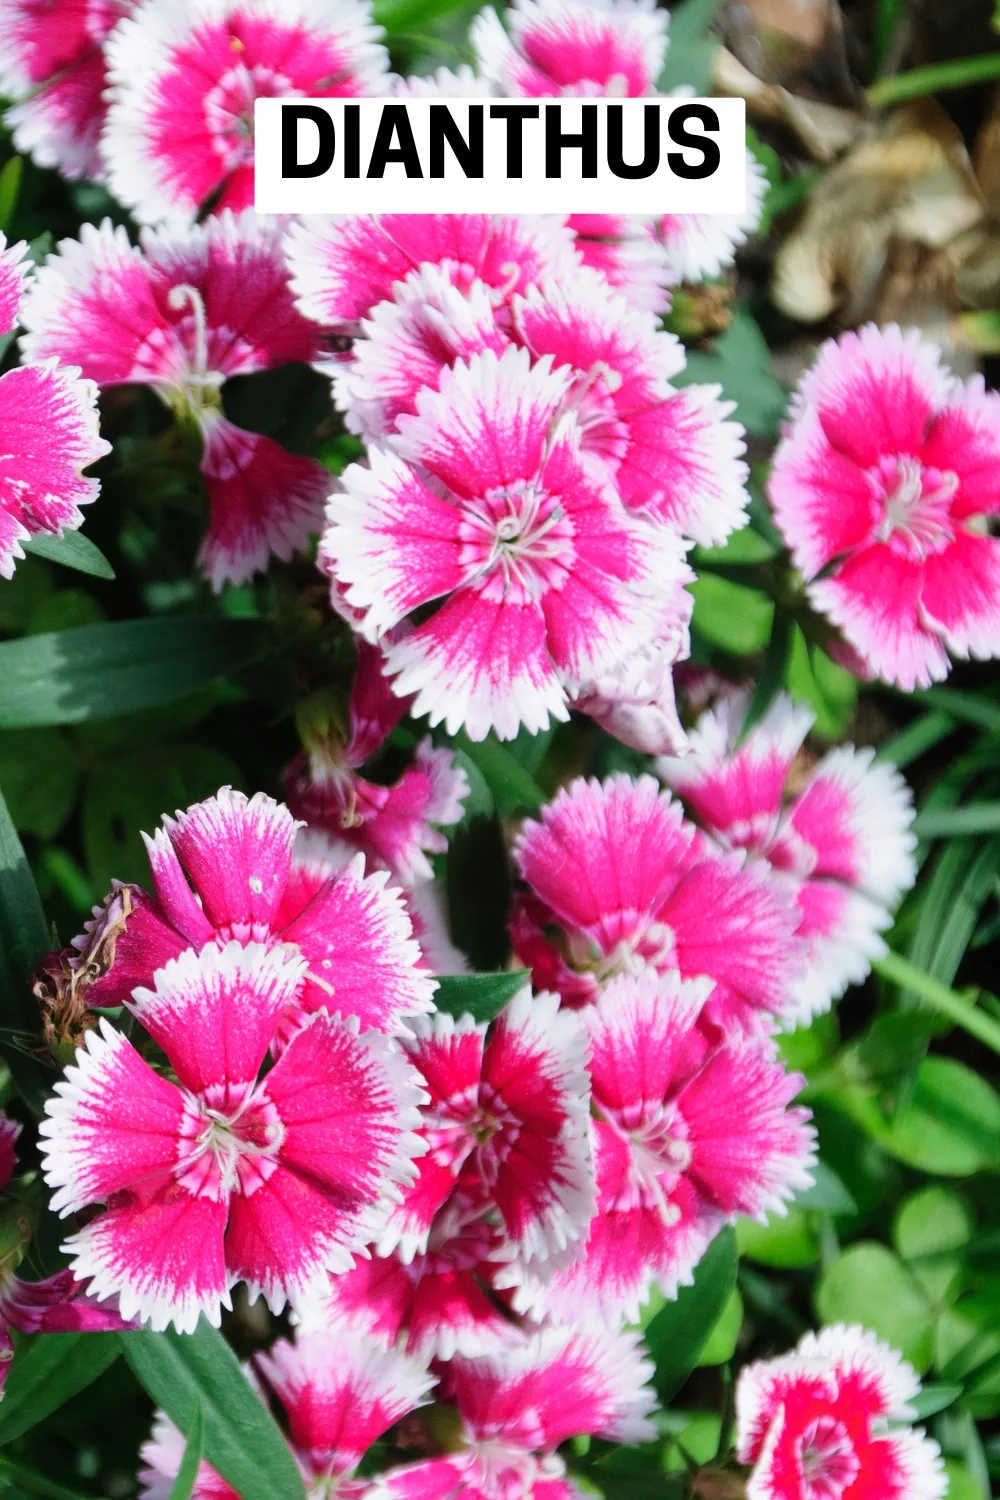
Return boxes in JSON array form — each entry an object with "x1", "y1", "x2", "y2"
[
  {"x1": 61, "y1": 786, "x2": 435, "y2": 1048},
  {"x1": 0, "y1": 1114, "x2": 131, "y2": 1390},
  {"x1": 19, "y1": 214, "x2": 329, "y2": 589},
  {"x1": 470, "y1": 0, "x2": 668, "y2": 97},
  {"x1": 381, "y1": 991, "x2": 594, "y2": 1263},
  {"x1": 769, "y1": 323, "x2": 1000, "y2": 690},
  {"x1": 325, "y1": 348, "x2": 684, "y2": 742},
  {"x1": 0, "y1": 233, "x2": 109, "y2": 579},
  {"x1": 370, "y1": 1325, "x2": 657, "y2": 1499},
  {"x1": 140, "y1": 1321, "x2": 433, "y2": 1497},
  {"x1": 283, "y1": 639, "x2": 469, "y2": 886},
  {"x1": 569, "y1": 588, "x2": 692, "y2": 756},
  {"x1": 391, "y1": 64, "x2": 494, "y2": 96},
  {"x1": 504, "y1": 971, "x2": 813, "y2": 1324},
  {"x1": 659, "y1": 690, "x2": 916, "y2": 1023},
  {"x1": 736, "y1": 1324, "x2": 947, "y2": 1500},
  {"x1": 568, "y1": 214, "x2": 671, "y2": 316},
  {"x1": 40, "y1": 941, "x2": 426, "y2": 1332},
  {"x1": 0, "y1": 0, "x2": 132, "y2": 178},
  {"x1": 657, "y1": 151, "x2": 769, "y2": 284},
  {"x1": 511, "y1": 774, "x2": 803, "y2": 1032},
  {"x1": 285, "y1": 213, "x2": 577, "y2": 332},
  {"x1": 101, "y1": 0, "x2": 388, "y2": 225}
]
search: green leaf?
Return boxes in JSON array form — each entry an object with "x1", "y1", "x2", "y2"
[
  {"x1": 893, "y1": 1186, "x2": 973, "y2": 1304},
  {"x1": 783, "y1": 630, "x2": 857, "y2": 740},
  {"x1": 432, "y1": 970, "x2": 529, "y2": 1024},
  {"x1": 696, "y1": 1288, "x2": 743, "y2": 1366},
  {"x1": 912, "y1": 804, "x2": 1000, "y2": 840},
  {"x1": 22, "y1": 531, "x2": 115, "y2": 581},
  {"x1": 875, "y1": 710, "x2": 955, "y2": 769},
  {"x1": 657, "y1": 0, "x2": 722, "y2": 94},
  {"x1": 678, "y1": 312, "x2": 786, "y2": 437},
  {"x1": 169, "y1": 1398, "x2": 204, "y2": 1500},
  {"x1": 0, "y1": 1334, "x2": 120, "y2": 1447},
  {"x1": 644, "y1": 1226, "x2": 738, "y2": 1401},
  {"x1": 119, "y1": 1322, "x2": 306, "y2": 1500},
  {"x1": 741, "y1": 611, "x2": 792, "y2": 739},
  {"x1": 793, "y1": 1161, "x2": 857, "y2": 1216},
  {"x1": 454, "y1": 733, "x2": 545, "y2": 816},
  {"x1": 815, "y1": 1243, "x2": 935, "y2": 1372},
  {"x1": 0, "y1": 617, "x2": 264, "y2": 729},
  {"x1": 0, "y1": 157, "x2": 22, "y2": 232},
  {"x1": 879, "y1": 1058, "x2": 1000, "y2": 1175},
  {"x1": 690, "y1": 573, "x2": 774, "y2": 657},
  {"x1": 0, "y1": 786, "x2": 50, "y2": 1033},
  {"x1": 737, "y1": 1207, "x2": 820, "y2": 1269},
  {"x1": 0, "y1": 729, "x2": 79, "y2": 840}
]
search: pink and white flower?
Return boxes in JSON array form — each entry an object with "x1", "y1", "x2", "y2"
[
  {"x1": 571, "y1": 588, "x2": 692, "y2": 755},
  {"x1": 0, "y1": 0, "x2": 133, "y2": 179},
  {"x1": 69, "y1": 786, "x2": 436, "y2": 1044},
  {"x1": 382, "y1": 989, "x2": 594, "y2": 1263},
  {"x1": 285, "y1": 213, "x2": 577, "y2": 332},
  {"x1": 657, "y1": 151, "x2": 769, "y2": 284},
  {"x1": 736, "y1": 1324, "x2": 947, "y2": 1500},
  {"x1": 659, "y1": 690, "x2": 917, "y2": 1023},
  {"x1": 101, "y1": 0, "x2": 388, "y2": 226},
  {"x1": 506, "y1": 971, "x2": 814, "y2": 1324},
  {"x1": 471, "y1": 0, "x2": 668, "y2": 97},
  {"x1": 769, "y1": 323, "x2": 1000, "y2": 690},
  {"x1": 40, "y1": 941, "x2": 426, "y2": 1332},
  {"x1": 512, "y1": 774, "x2": 804, "y2": 1034},
  {"x1": 568, "y1": 214, "x2": 671, "y2": 316},
  {"x1": 391, "y1": 64, "x2": 494, "y2": 97},
  {"x1": 0, "y1": 233, "x2": 109, "y2": 579},
  {"x1": 326, "y1": 347, "x2": 683, "y2": 741},
  {"x1": 19, "y1": 214, "x2": 329, "y2": 589},
  {"x1": 371, "y1": 1325, "x2": 657, "y2": 1499}
]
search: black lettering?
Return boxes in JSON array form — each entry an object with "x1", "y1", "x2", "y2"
[
  {"x1": 607, "y1": 102, "x2": 660, "y2": 179},
  {"x1": 544, "y1": 102, "x2": 598, "y2": 179},
  {"x1": 489, "y1": 103, "x2": 540, "y2": 178},
  {"x1": 429, "y1": 104, "x2": 484, "y2": 178},
  {"x1": 344, "y1": 102, "x2": 360, "y2": 178},
  {"x1": 367, "y1": 105, "x2": 423, "y2": 178},
  {"x1": 281, "y1": 104, "x2": 335, "y2": 178},
  {"x1": 666, "y1": 103, "x2": 720, "y2": 180}
]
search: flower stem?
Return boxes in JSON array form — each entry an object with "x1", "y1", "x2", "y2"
[
  {"x1": 867, "y1": 53, "x2": 1000, "y2": 107},
  {"x1": 873, "y1": 950, "x2": 1000, "y2": 1058}
]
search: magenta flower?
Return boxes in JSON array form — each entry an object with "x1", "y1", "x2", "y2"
[
  {"x1": 512, "y1": 774, "x2": 804, "y2": 1034},
  {"x1": 470, "y1": 0, "x2": 669, "y2": 97},
  {"x1": 736, "y1": 1325, "x2": 947, "y2": 1500},
  {"x1": 40, "y1": 941, "x2": 426, "y2": 1332},
  {"x1": 769, "y1": 323, "x2": 1000, "y2": 690},
  {"x1": 506, "y1": 971, "x2": 813, "y2": 1324},
  {"x1": 20, "y1": 214, "x2": 330, "y2": 589},
  {"x1": 101, "y1": 0, "x2": 388, "y2": 226},
  {"x1": 568, "y1": 215, "x2": 672, "y2": 317},
  {"x1": 69, "y1": 786, "x2": 436, "y2": 1045},
  {"x1": 326, "y1": 348, "x2": 683, "y2": 742},
  {"x1": 0, "y1": 0, "x2": 133, "y2": 179},
  {"x1": 0, "y1": 233, "x2": 109, "y2": 578},
  {"x1": 659, "y1": 689, "x2": 917, "y2": 1023},
  {"x1": 371, "y1": 1325, "x2": 657, "y2": 1499}
]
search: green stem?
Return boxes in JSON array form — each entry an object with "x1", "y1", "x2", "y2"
[
  {"x1": 867, "y1": 52, "x2": 1000, "y2": 107},
  {"x1": 874, "y1": 950, "x2": 1000, "y2": 1058}
]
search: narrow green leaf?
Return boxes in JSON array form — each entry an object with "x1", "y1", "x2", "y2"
[
  {"x1": 657, "y1": 0, "x2": 723, "y2": 94},
  {"x1": 908, "y1": 1383, "x2": 963, "y2": 1420},
  {"x1": 0, "y1": 158, "x2": 22, "y2": 232},
  {"x1": 0, "y1": 786, "x2": 50, "y2": 1033},
  {"x1": 455, "y1": 733, "x2": 545, "y2": 816},
  {"x1": 432, "y1": 970, "x2": 530, "y2": 1024},
  {"x1": 875, "y1": 950, "x2": 1000, "y2": 1059},
  {"x1": 23, "y1": 531, "x2": 115, "y2": 581},
  {"x1": 912, "y1": 804, "x2": 1000, "y2": 840},
  {"x1": 916, "y1": 686, "x2": 1000, "y2": 735},
  {"x1": 868, "y1": 52, "x2": 1000, "y2": 108},
  {"x1": 0, "y1": 617, "x2": 264, "y2": 729},
  {"x1": 740, "y1": 611, "x2": 792, "y2": 739},
  {"x1": 0, "y1": 1333, "x2": 120, "y2": 1446},
  {"x1": 644, "y1": 1226, "x2": 738, "y2": 1401},
  {"x1": 373, "y1": 0, "x2": 467, "y2": 30},
  {"x1": 119, "y1": 1321, "x2": 306, "y2": 1500},
  {"x1": 169, "y1": 1398, "x2": 204, "y2": 1500},
  {"x1": 876, "y1": 710, "x2": 955, "y2": 768}
]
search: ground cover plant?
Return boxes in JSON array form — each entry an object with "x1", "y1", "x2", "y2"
[{"x1": 0, "y1": 0, "x2": 1000, "y2": 1496}]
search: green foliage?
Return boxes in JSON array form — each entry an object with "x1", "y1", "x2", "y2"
[
  {"x1": 0, "y1": 1335, "x2": 121, "y2": 1447},
  {"x1": 432, "y1": 970, "x2": 531, "y2": 1021},
  {"x1": 644, "y1": 1228, "x2": 738, "y2": 1401}
]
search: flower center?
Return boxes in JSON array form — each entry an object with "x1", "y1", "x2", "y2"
[
  {"x1": 796, "y1": 1415, "x2": 861, "y2": 1500},
  {"x1": 460, "y1": 482, "x2": 573, "y2": 600},
  {"x1": 873, "y1": 455, "x2": 958, "y2": 557},
  {"x1": 204, "y1": 59, "x2": 295, "y2": 172},
  {"x1": 176, "y1": 1089, "x2": 284, "y2": 1201}
]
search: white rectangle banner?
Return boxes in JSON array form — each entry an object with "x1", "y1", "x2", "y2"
[{"x1": 254, "y1": 96, "x2": 747, "y2": 216}]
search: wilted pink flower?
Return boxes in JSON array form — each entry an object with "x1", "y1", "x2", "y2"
[
  {"x1": 512, "y1": 774, "x2": 804, "y2": 1033},
  {"x1": 40, "y1": 941, "x2": 426, "y2": 1332},
  {"x1": 326, "y1": 348, "x2": 683, "y2": 741},
  {"x1": 569, "y1": 215, "x2": 671, "y2": 317},
  {"x1": 736, "y1": 1324, "x2": 947, "y2": 1500},
  {"x1": 68, "y1": 786, "x2": 436, "y2": 1045},
  {"x1": 657, "y1": 151, "x2": 768, "y2": 285},
  {"x1": 371, "y1": 1325, "x2": 657, "y2": 1499},
  {"x1": 471, "y1": 0, "x2": 668, "y2": 97},
  {"x1": 382, "y1": 991, "x2": 594, "y2": 1263},
  {"x1": 101, "y1": 0, "x2": 388, "y2": 225},
  {"x1": 286, "y1": 213, "x2": 577, "y2": 332},
  {"x1": 769, "y1": 323, "x2": 1000, "y2": 690},
  {"x1": 20, "y1": 214, "x2": 329, "y2": 589},
  {"x1": 571, "y1": 589, "x2": 692, "y2": 755},
  {"x1": 509, "y1": 971, "x2": 813, "y2": 1323},
  {"x1": 659, "y1": 690, "x2": 917, "y2": 1023},
  {"x1": 0, "y1": 0, "x2": 133, "y2": 178},
  {"x1": 0, "y1": 234, "x2": 109, "y2": 579}
]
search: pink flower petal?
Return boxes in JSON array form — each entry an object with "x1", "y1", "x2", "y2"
[
  {"x1": 471, "y1": 0, "x2": 668, "y2": 97},
  {"x1": 768, "y1": 403, "x2": 882, "y2": 581},
  {"x1": 0, "y1": 234, "x2": 28, "y2": 338},
  {"x1": 162, "y1": 787, "x2": 298, "y2": 935},
  {"x1": 920, "y1": 374, "x2": 1000, "y2": 521},
  {"x1": 809, "y1": 545, "x2": 950, "y2": 692},
  {"x1": 74, "y1": 885, "x2": 188, "y2": 1010},
  {"x1": 919, "y1": 529, "x2": 1000, "y2": 661}
]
